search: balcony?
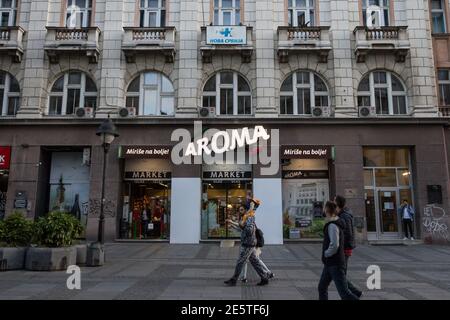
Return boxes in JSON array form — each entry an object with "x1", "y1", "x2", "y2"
[
  {"x1": 353, "y1": 26, "x2": 410, "y2": 63},
  {"x1": 277, "y1": 26, "x2": 332, "y2": 63},
  {"x1": 439, "y1": 106, "x2": 450, "y2": 117},
  {"x1": 200, "y1": 25, "x2": 253, "y2": 63},
  {"x1": 44, "y1": 27, "x2": 101, "y2": 64},
  {"x1": 122, "y1": 27, "x2": 176, "y2": 63},
  {"x1": 0, "y1": 26, "x2": 25, "y2": 63}
]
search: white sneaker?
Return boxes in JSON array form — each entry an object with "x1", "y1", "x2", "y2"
[
  {"x1": 410, "y1": 237, "x2": 415, "y2": 240},
  {"x1": 403, "y1": 237, "x2": 408, "y2": 240}
]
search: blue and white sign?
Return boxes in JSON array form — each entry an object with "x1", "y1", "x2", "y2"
[{"x1": 206, "y1": 26, "x2": 247, "y2": 45}]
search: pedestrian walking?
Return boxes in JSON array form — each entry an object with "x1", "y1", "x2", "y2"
[
  {"x1": 224, "y1": 199, "x2": 272, "y2": 286},
  {"x1": 334, "y1": 195, "x2": 362, "y2": 298},
  {"x1": 318, "y1": 201, "x2": 360, "y2": 300},
  {"x1": 398, "y1": 199, "x2": 415, "y2": 240}
]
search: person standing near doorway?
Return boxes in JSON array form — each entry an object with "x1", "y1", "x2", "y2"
[
  {"x1": 398, "y1": 199, "x2": 415, "y2": 240},
  {"x1": 334, "y1": 195, "x2": 362, "y2": 298},
  {"x1": 318, "y1": 201, "x2": 360, "y2": 300}
]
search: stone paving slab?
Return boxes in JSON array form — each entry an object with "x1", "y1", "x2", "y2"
[{"x1": 0, "y1": 243, "x2": 449, "y2": 300}]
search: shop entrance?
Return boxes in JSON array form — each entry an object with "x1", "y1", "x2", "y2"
[{"x1": 201, "y1": 182, "x2": 252, "y2": 239}]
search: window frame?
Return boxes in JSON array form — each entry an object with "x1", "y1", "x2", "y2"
[
  {"x1": 287, "y1": 0, "x2": 315, "y2": 27},
  {"x1": 213, "y1": 0, "x2": 241, "y2": 26},
  {"x1": 125, "y1": 72, "x2": 175, "y2": 117},
  {"x1": 361, "y1": 0, "x2": 390, "y2": 27},
  {"x1": 139, "y1": 0, "x2": 166, "y2": 28},
  {"x1": 438, "y1": 69, "x2": 450, "y2": 106},
  {"x1": 0, "y1": 0, "x2": 18, "y2": 27},
  {"x1": 280, "y1": 71, "x2": 330, "y2": 116},
  {"x1": 48, "y1": 72, "x2": 97, "y2": 116},
  {"x1": 0, "y1": 72, "x2": 20, "y2": 116},
  {"x1": 431, "y1": 0, "x2": 447, "y2": 34},
  {"x1": 65, "y1": 0, "x2": 93, "y2": 28},
  {"x1": 202, "y1": 71, "x2": 252, "y2": 116},
  {"x1": 357, "y1": 71, "x2": 408, "y2": 116}
]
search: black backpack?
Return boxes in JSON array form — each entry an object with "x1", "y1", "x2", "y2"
[{"x1": 255, "y1": 227, "x2": 265, "y2": 248}]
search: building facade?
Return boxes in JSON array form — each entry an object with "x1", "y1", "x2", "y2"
[{"x1": 0, "y1": 0, "x2": 449, "y2": 245}]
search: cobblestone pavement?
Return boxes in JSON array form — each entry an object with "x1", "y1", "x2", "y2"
[{"x1": 0, "y1": 243, "x2": 450, "y2": 300}]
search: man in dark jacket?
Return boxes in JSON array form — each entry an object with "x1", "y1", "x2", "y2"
[
  {"x1": 318, "y1": 201, "x2": 359, "y2": 300},
  {"x1": 335, "y1": 195, "x2": 362, "y2": 298}
]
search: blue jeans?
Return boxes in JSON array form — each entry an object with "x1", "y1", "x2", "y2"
[{"x1": 318, "y1": 265, "x2": 360, "y2": 300}]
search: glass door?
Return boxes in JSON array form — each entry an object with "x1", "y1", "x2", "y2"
[{"x1": 377, "y1": 189, "x2": 399, "y2": 235}]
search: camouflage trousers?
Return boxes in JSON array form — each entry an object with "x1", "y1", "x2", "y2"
[{"x1": 232, "y1": 246, "x2": 271, "y2": 280}]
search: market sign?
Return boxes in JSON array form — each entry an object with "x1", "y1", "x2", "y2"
[
  {"x1": 203, "y1": 171, "x2": 252, "y2": 180},
  {"x1": 0, "y1": 146, "x2": 11, "y2": 170},
  {"x1": 206, "y1": 26, "x2": 247, "y2": 45},
  {"x1": 124, "y1": 171, "x2": 172, "y2": 181},
  {"x1": 120, "y1": 146, "x2": 172, "y2": 159},
  {"x1": 281, "y1": 145, "x2": 332, "y2": 159},
  {"x1": 282, "y1": 170, "x2": 329, "y2": 180}
]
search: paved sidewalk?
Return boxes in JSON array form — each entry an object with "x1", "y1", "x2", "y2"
[{"x1": 0, "y1": 243, "x2": 450, "y2": 300}]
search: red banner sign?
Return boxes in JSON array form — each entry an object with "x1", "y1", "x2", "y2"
[{"x1": 0, "y1": 146, "x2": 11, "y2": 170}]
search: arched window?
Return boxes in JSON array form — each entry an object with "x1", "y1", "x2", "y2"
[
  {"x1": 126, "y1": 71, "x2": 174, "y2": 116},
  {"x1": 288, "y1": 0, "x2": 315, "y2": 27},
  {"x1": 0, "y1": 71, "x2": 20, "y2": 116},
  {"x1": 0, "y1": 0, "x2": 18, "y2": 27},
  {"x1": 48, "y1": 71, "x2": 97, "y2": 115},
  {"x1": 66, "y1": 0, "x2": 93, "y2": 28},
  {"x1": 357, "y1": 71, "x2": 407, "y2": 115},
  {"x1": 140, "y1": 0, "x2": 166, "y2": 27},
  {"x1": 202, "y1": 71, "x2": 252, "y2": 116},
  {"x1": 280, "y1": 71, "x2": 329, "y2": 115},
  {"x1": 213, "y1": 0, "x2": 241, "y2": 25}
]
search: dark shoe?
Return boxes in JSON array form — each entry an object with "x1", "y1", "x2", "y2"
[
  {"x1": 269, "y1": 272, "x2": 274, "y2": 279},
  {"x1": 257, "y1": 278, "x2": 269, "y2": 286},
  {"x1": 224, "y1": 279, "x2": 237, "y2": 286},
  {"x1": 355, "y1": 291, "x2": 363, "y2": 298},
  {"x1": 240, "y1": 278, "x2": 248, "y2": 283}
]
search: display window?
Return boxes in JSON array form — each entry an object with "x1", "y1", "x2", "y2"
[
  {"x1": 282, "y1": 159, "x2": 330, "y2": 239},
  {"x1": 0, "y1": 170, "x2": 8, "y2": 220}
]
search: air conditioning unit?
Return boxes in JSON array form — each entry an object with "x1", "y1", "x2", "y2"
[
  {"x1": 74, "y1": 107, "x2": 94, "y2": 118},
  {"x1": 312, "y1": 106, "x2": 330, "y2": 118},
  {"x1": 359, "y1": 106, "x2": 377, "y2": 118},
  {"x1": 119, "y1": 107, "x2": 137, "y2": 118},
  {"x1": 199, "y1": 107, "x2": 215, "y2": 117}
]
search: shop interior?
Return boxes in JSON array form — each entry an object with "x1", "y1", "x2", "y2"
[{"x1": 0, "y1": 169, "x2": 8, "y2": 220}]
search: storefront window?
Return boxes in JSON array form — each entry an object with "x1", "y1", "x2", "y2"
[
  {"x1": 282, "y1": 158, "x2": 330, "y2": 239},
  {"x1": 0, "y1": 170, "x2": 8, "y2": 220}
]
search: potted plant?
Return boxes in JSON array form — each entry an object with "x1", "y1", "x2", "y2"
[
  {"x1": 25, "y1": 211, "x2": 83, "y2": 271},
  {"x1": 0, "y1": 212, "x2": 33, "y2": 271}
]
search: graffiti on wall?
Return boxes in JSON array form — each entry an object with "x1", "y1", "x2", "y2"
[
  {"x1": 423, "y1": 204, "x2": 449, "y2": 241},
  {"x1": 88, "y1": 199, "x2": 116, "y2": 217}
]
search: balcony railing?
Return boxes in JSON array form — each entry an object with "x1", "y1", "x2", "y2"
[
  {"x1": 277, "y1": 26, "x2": 331, "y2": 63},
  {"x1": 439, "y1": 106, "x2": 450, "y2": 117},
  {"x1": 44, "y1": 26, "x2": 101, "y2": 63},
  {"x1": 200, "y1": 25, "x2": 254, "y2": 63},
  {"x1": 122, "y1": 27, "x2": 176, "y2": 63},
  {"x1": 353, "y1": 26, "x2": 410, "y2": 63},
  {"x1": 0, "y1": 26, "x2": 25, "y2": 63}
]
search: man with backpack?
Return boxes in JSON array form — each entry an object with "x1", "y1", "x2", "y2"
[
  {"x1": 334, "y1": 195, "x2": 362, "y2": 298},
  {"x1": 224, "y1": 198, "x2": 272, "y2": 286}
]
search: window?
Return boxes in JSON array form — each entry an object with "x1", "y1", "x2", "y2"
[
  {"x1": 213, "y1": 0, "x2": 241, "y2": 25},
  {"x1": 357, "y1": 71, "x2": 407, "y2": 115},
  {"x1": 66, "y1": 0, "x2": 92, "y2": 28},
  {"x1": 140, "y1": 0, "x2": 166, "y2": 27},
  {"x1": 438, "y1": 69, "x2": 450, "y2": 106},
  {"x1": 280, "y1": 71, "x2": 329, "y2": 115},
  {"x1": 0, "y1": 71, "x2": 20, "y2": 116},
  {"x1": 126, "y1": 72, "x2": 174, "y2": 116},
  {"x1": 362, "y1": 0, "x2": 390, "y2": 27},
  {"x1": 202, "y1": 71, "x2": 252, "y2": 116},
  {"x1": 48, "y1": 72, "x2": 97, "y2": 115},
  {"x1": 431, "y1": 0, "x2": 447, "y2": 33},
  {"x1": 0, "y1": 0, "x2": 17, "y2": 27},
  {"x1": 288, "y1": 0, "x2": 315, "y2": 27}
]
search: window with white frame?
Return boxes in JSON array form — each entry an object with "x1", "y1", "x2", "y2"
[
  {"x1": 65, "y1": 0, "x2": 92, "y2": 28},
  {"x1": 362, "y1": 0, "x2": 390, "y2": 27},
  {"x1": 0, "y1": 71, "x2": 20, "y2": 116},
  {"x1": 288, "y1": 0, "x2": 315, "y2": 27},
  {"x1": 126, "y1": 72, "x2": 174, "y2": 116},
  {"x1": 140, "y1": 0, "x2": 166, "y2": 27},
  {"x1": 357, "y1": 71, "x2": 407, "y2": 115},
  {"x1": 48, "y1": 72, "x2": 97, "y2": 116},
  {"x1": 280, "y1": 71, "x2": 329, "y2": 115},
  {"x1": 431, "y1": 0, "x2": 447, "y2": 33},
  {"x1": 203, "y1": 71, "x2": 252, "y2": 116},
  {"x1": 438, "y1": 69, "x2": 450, "y2": 106},
  {"x1": 213, "y1": 0, "x2": 241, "y2": 25},
  {"x1": 0, "y1": 0, "x2": 17, "y2": 27}
]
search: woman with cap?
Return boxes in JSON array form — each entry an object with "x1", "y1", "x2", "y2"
[{"x1": 224, "y1": 198, "x2": 272, "y2": 286}]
